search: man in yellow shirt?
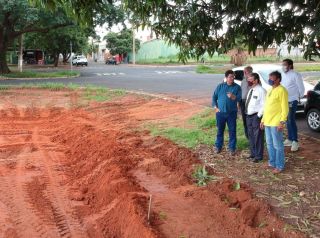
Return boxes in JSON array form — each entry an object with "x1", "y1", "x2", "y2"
[{"x1": 260, "y1": 71, "x2": 289, "y2": 173}]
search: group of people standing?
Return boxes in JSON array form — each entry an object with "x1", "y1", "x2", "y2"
[{"x1": 212, "y1": 59, "x2": 305, "y2": 174}]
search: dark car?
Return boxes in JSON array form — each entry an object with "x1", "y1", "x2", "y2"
[{"x1": 304, "y1": 82, "x2": 320, "y2": 132}]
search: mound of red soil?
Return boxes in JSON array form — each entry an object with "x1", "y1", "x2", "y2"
[
  {"x1": 46, "y1": 105, "x2": 304, "y2": 238},
  {"x1": 0, "y1": 92, "x2": 305, "y2": 237}
]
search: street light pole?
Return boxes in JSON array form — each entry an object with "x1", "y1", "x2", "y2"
[
  {"x1": 132, "y1": 26, "x2": 136, "y2": 65},
  {"x1": 70, "y1": 41, "x2": 73, "y2": 71}
]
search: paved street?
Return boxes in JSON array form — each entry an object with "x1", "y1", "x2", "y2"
[{"x1": 1, "y1": 62, "x2": 319, "y2": 139}]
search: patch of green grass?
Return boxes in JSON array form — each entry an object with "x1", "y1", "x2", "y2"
[
  {"x1": 236, "y1": 122, "x2": 249, "y2": 150},
  {"x1": 83, "y1": 85, "x2": 126, "y2": 102},
  {"x1": 66, "y1": 83, "x2": 81, "y2": 90},
  {"x1": 36, "y1": 82, "x2": 66, "y2": 90},
  {"x1": 189, "y1": 109, "x2": 216, "y2": 129},
  {"x1": 0, "y1": 85, "x2": 10, "y2": 90},
  {"x1": 148, "y1": 109, "x2": 248, "y2": 150},
  {"x1": 196, "y1": 65, "x2": 226, "y2": 74},
  {"x1": 0, "y1": 70, "x2": 79, "y2": 78},
  {"x1": 0, "y1": 82, "x2": 67, "y2": 90},
  {"x1": 0, "y1": 83, "x2": 126, "y2": 103},
  {"x1": 295, "y1": 64, "x2": 320, "y2": 72},
  {"x1": 233, "y1": 181, "x2": 241, "y2": 191},
  {"x1": 150, "y1": 126, "x2": 215, "y2": 148}
]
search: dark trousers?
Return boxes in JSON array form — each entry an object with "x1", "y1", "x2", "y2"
[
  {"x1": 215, "y1": 111, "x2": 237, "y2": 151},
  {"x1": 246, "y1": 114, "x2": 264, "y2": 160},
  {"x1": 287, "y1": 100, "x2": 298, "y2": 142},
  {"x1": 240, "y1": 99, "x2": 248, "y2": 139}
]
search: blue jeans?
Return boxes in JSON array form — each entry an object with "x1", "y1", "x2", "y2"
[
  {"x1": 215, "y1": 111, "x2": 237, "y2": 151},
  {"x1": 265, "y1": 126, "x2": 285, "y2": 170},
  {"x1": 287, "y1": 100, "x2": 298, "y2": 142}
]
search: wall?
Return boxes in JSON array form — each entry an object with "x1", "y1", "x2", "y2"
[{"x1": 128, "y1": 39, "x2": 179, "y2": 62}]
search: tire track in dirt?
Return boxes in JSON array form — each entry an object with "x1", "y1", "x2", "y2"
[
  {"x1": 0, "y1": 107, "x2": 87, "y2": 237},
  {"x1": 30, "y1": 127, "x2": 87, "y2": 238},
  {"x1": 0, "y1": 146, "x2": 55, "y2": 237},
  {"x1": 0, "y1": 107, "x2": 59, "y2": 237}
]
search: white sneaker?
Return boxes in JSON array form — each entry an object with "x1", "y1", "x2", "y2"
[
  {"x1": 283, "y1": 139, "x2": 292, "y2": 147},
  {"x1": 291, "y1": 141, "x2": 299, "y2": 152}
]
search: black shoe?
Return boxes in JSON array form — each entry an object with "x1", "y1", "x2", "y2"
[
  {"x1": 246, "y1": 156, "x2": 254, "y2": 160},
  {"x1": 229, "y1": 151, "x2": 236, "y2": 156}
]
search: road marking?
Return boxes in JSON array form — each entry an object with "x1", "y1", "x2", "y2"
[
  {"x1": 95, "y1": 73, "x2": 126, "y2": 76},
  {"x1": 155, "y1": 71, "x2": 183, "y2": 74}
]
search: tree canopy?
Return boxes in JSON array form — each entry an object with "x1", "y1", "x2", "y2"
[
  {"x1": 25, "y1": 25, "x2": 89, "y2": 66},
  {"x1": 104, "y1": 29, "x2": 140, "y2": 55},
  {"x1": 123, "y1": 0, "x2": 320, "y2": 61},
  {"x1": 31, "y1": 0, "x2": 124, "y2": 27},
  {"x1": 0, "y1": 0, "x2": 125, "y2": 74},
  {"x1": 0, "y1": 0, "x2": 74, "y2": 73}
]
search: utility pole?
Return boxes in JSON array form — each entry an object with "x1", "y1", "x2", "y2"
[
  {"x1": 91, "y1": 38, "x2": 94, "y2": 61},
  {"x1": 18, "y1": 34, "x2": 23, "y2": 72},
  {"x1": 132, "y1": 26, "x2": 136, "y2": 65},
  {"x1": 70, "y1": 41, "x2": 73, "y2": 71}
]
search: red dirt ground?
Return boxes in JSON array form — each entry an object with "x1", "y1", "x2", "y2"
[{"x1": 0, "y1": 89, "x2": 306, "y2": 238}]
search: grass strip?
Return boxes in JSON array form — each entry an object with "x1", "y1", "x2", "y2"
[
  {"x1": 295, "y1": 64, "x2": 320, "y2": 72},
  {"x1": 0, "y1": 83, "x2": 126, "y2": 102},
  {"x1": 0, "y1": 70, "x2": 79, "y2": 78},
  {"x1": 83, "y1": 85, "x2": 126, "y2": 102},
  {"x1": 195, "y1": 65, "x2": 226, "y2": 74}
]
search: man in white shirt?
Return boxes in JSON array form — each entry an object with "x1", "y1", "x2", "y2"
[
  {"x1": 240, "y1": 66, "x2": 253, "y2": 139},
  {"x1": 281, "y1": 59, "x2": 305, "y2": 152},
  {"x1": 245, "y1": 73, "x2": 266, "y2": 163}
]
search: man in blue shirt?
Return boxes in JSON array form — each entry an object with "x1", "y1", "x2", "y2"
[{"x1": 212, "y1": 70, "x2": 242, "y2": 156}]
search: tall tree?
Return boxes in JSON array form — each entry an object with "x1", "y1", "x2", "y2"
[
  {"x1": 123, "y1": 0, "x2": 320, "y2": 61},
  {"x1": 104, "y1": 29, "x2": 140, "y2": 55},
  {"x1": 0, "y1": 0, "x2": 72, "y2": 73}
]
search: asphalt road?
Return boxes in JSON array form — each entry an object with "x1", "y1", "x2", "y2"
[{"x1": 1, "y1": 62, "x2": 319, "y2": 139}]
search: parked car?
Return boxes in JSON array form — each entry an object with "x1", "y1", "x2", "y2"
[
  {"x1": 304, "y1": 82, "x2": 320, "y2": 132},
  {"x1": 72, "y1": 55, "x2": 88, "y2": 66},
  {"x1": 105, "y1": 56, "x2": 117, "y2": 65},
  {"x1": 231, "y1": 64, "x2": 314, "y2": 112}
]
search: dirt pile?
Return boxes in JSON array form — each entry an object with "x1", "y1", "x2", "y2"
[
  {"x1": 46, "y1": 105, "x2": 304, "y2": 238},
  {"x1": 0, "y1": 90, "x2": 306, "y2": 238}
]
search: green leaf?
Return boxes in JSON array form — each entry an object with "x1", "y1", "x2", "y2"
[{"x1": 233, "y1": 182, "x2": 241, "y2": 191}]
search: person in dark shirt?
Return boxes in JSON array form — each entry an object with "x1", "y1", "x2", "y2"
[{"x1": 212, "y1": 70, "x2": 242, "y2": 156}]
